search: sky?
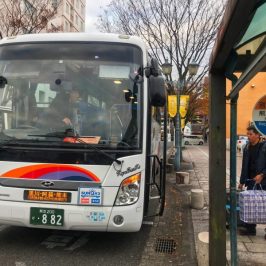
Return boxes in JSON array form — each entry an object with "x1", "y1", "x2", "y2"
[{"x1": 85, "y1": 0, "x2": 112, "y2": 33}]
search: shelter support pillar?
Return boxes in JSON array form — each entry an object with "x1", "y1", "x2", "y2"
[
  {"x1": 209, "y1": 71, "x2": 226, "y2": 266},
  {"x1": 229, "y1": 94, "x2": 238, "y2": 266}
]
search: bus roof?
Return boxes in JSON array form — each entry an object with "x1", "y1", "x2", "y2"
[{"x1": 0, "y1": 33, "x2": 147, "y2": 50}]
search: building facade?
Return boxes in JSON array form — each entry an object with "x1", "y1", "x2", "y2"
[
  {"x1": 49, "y1": 0, "x2": 86, "y2": 32},
  {"x1": 0, "y1": 0, "x2": 86, "y2": 34},
  {"x1": 226, "y1": 72, "x2": 266, "y2": 140}
]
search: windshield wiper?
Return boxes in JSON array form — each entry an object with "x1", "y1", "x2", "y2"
[
  {"x1": 29, "y1": 129, "x2": 122, "y2": 165},
  {"x1": 28, "y1": 128, "x2": 74, "y2": 139},
  {"x1": 74, "y1": 137, "x2": 122, "y2": 165}
]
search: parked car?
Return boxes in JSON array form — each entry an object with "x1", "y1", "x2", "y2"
[
  {"x1": 237, "y1": 136, "x2": 248, "y2": 152},
  {"x1": 183, "y1": 135, "x2": 204, "y2": 145}
]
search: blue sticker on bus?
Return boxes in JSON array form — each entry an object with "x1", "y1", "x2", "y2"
[
  {"x1": 78, "y1": 187, "x2": 102, "y2": 205},
  {"x1": 87, "y1": 211, "x2": 106, "y2": 222}
]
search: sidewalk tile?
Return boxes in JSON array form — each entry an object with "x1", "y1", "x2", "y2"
[
  {"x1": 226, "y1": 231, "x2": 252, "y2": 243},
  {"x1": 184, "y1": 145, "x2": 266, "y2": 266},
  {"x1": 237, "y1": 235, "x2": 253, "y2": 243},
  {"x1": 226, "y1": 241, "x2": 248, "y2": 252},
  {"x1": 227, "y1": 250, "x2": 266, "y2": 265},
  {"x1": 244, "y1": 242, "x2": 266, "y2": 253},
  {"x1": 249, "y1": 236, "x2": 266, "y2": 244},
  {"x1": 190, "y1": 181, "x2": 200, "y2": 186}
]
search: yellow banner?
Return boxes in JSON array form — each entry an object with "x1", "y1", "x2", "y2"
[
  {"x1": 181, "y1": 118, "x2": 185, "y2": 129},
  {"x1": 180, "y1": 95, "x2": 190, "y2": 119},
  {"x1": 168, "y1": 95, "x2": 177, "y2": 117}
]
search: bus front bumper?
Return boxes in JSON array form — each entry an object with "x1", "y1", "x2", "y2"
[{"x1": 0, "y1": 201, "x2": 143, "y2": 232}]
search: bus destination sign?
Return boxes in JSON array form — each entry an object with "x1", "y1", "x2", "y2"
[{"x1": 24, "y1": 190, "x2": 71, "y2": 203}]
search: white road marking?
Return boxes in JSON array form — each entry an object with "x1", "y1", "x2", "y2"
[
  {"x1": 15, "y1": 262, "x2": 26, "y2": 266},
  {"x1": 41, "y1": 234, "x2": 74, "y2": 249},
  {"x1": 42, "y1": 232, "x2": 89, "y2": 251},
  {"x1": 194, "y1": 146, "x2": 238, "y2": 180},
  {"x1": 65, "y1": 234, "x2": 89, "y2": 251},
  {"x1": 41, "y1": 241, "x2": 67, "y2": 249},
  {"x1": 195, "y1": 146, "x2": 209, "y2": 158}
]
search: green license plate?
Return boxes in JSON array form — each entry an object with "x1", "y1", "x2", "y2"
[{"x1": 30, "y1": 207, "x2": 64, "y2": 226}]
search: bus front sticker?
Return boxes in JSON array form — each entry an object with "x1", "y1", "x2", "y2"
[
  {"x1": 87, "y1": 211, "x2": 106, "y2": 222},
  {"x1": 78, "y1": 187, "x2": 102, "y2": 205}
]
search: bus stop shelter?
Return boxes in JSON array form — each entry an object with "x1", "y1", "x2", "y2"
[{"x1": 209, "y1": 0, "x2": 266, "y2": 265}]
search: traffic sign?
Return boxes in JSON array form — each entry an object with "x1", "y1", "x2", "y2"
[{"x1": 253, "y1": 95, "x2": 266, "y2": 136}]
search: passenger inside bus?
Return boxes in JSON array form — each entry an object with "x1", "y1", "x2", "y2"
[
  {"x1": 49, "y1": 88, "x2": 80, "y2": 127},
  {"x1": 38, "y1": 86, "x2": 108, "y2": 138},
  {"x1": 37, "y1": 88, "x2": 78, "y2": 131}
]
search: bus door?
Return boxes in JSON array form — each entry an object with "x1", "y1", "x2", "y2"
[{"x1": 144, "y1": 105, "x2": 166, "y2": 217}]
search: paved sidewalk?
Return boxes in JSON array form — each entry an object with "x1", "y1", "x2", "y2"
[
  {"x1": 183, "y1": 145, "x2": 266, "y2": 266},
  {"x1": 139, "y1": 145, "x2": 197, "y2": 266}
]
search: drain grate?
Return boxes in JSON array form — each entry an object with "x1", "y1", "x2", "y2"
[{"x1": 154, "y1": 238, "x2": 177, "y2": 254}]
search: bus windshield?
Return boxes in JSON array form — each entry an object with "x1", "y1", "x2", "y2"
[{"x1": 0, "y1": 42, "x2": 143, "y2": 150}]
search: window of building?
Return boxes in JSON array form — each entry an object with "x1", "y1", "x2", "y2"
[
  {"x1": 24, "y1": 0, "x2": 36, "y2": 16},
  {"x1": 81, "y1": 4, "x2": 85, "y2": 17},
  {"x1": 65, "y1": 2, "x2": 69, "y2": 14},
  {"x1": 75, "y1": 14, "x2": 78, "y2": 25},
  {"x1": 76, "y1": 0, "x2": 79, "y2": 9},
  {"x1": 50, "y1": 23, "x2": 57, "y2": 31},
  {"x1": 65, "y1": 20, "x2": 69, "y2": 32},
  {"x1": 80, "y1": 21, "x2": 84, "y2": 31}
]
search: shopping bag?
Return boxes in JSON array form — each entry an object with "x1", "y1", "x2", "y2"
[
  {"x1": 226, "y1": 189, "x2": 246, "y2": 227},
  {"x1": 239, "y1": 187, "x2": 266, "y2": 224}
]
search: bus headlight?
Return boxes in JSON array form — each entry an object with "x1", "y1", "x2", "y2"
[{"x1": 115, "y1": 173, "x2": 141, "y2": 206}]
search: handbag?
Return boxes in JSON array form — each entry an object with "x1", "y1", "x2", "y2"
[
  {"x1": 239, "y1": 185, "x2": 266, "y2": 224},
  {"x1": 226, "y1": 189, "x2": 246, "y2": 227}
]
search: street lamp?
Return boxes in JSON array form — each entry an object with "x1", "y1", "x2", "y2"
[
  {"x1": 175, "y1": 61, "x2": 199, "y2": 170},
  {"x1": 161, "y1": 59, "x2": 199, "y2": 170},
  {"x1": 161, "y1": 59, "x2": 172, "y2": 80},
  {"x1": 188, "y1": 61, "x2": 200, "y2": 76}
]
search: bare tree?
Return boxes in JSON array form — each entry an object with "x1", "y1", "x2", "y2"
[
  {"x1": 0, "y1": 0, "x2": 62, "y2": 38},
  {"x1": 186, "y1": 78, "x2": 209, "y2": 123},
  {"x1": 97, "y1": 0, "x2": 225, "y2": 97}
]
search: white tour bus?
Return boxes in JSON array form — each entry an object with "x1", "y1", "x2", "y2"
[{"x1": 0, "y1": 33, "x2": 167, "y2": 232}]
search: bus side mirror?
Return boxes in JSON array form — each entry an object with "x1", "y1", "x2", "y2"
[{"x1": 149, "y1": 75, "x2": 166, "y2": 107}]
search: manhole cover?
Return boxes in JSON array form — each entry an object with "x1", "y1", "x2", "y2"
[{"x1": 154, "y1": 238, "x2": 177, "y2": 254}]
